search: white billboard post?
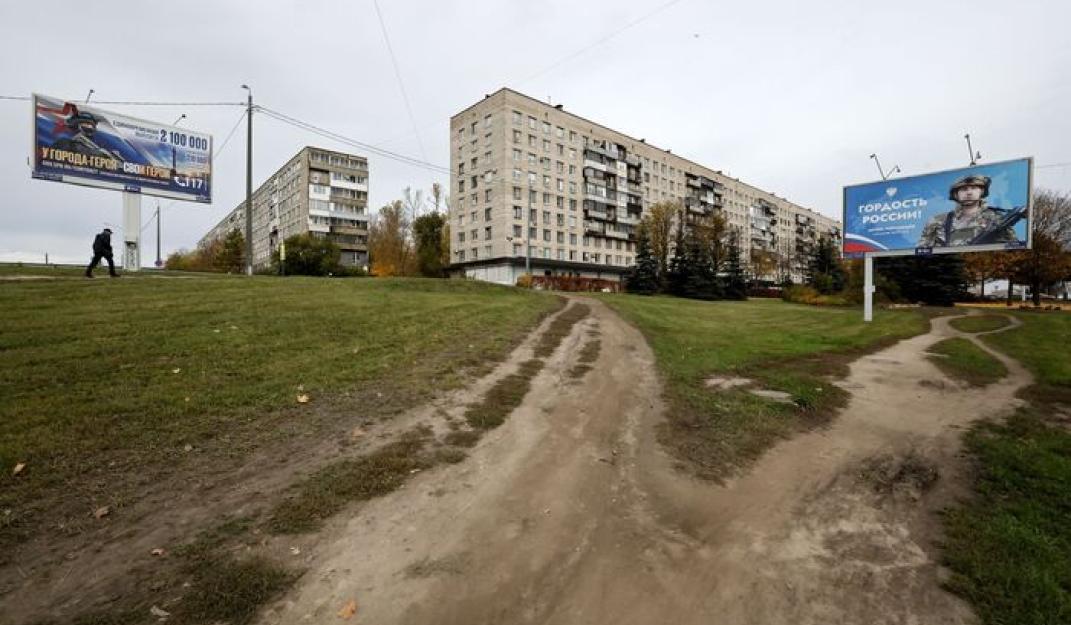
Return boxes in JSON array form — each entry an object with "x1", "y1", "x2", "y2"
[
  {"x1": 30, "y1": 94, "x2": 212, "y2": 271},
  {"x1": 844, "y1": 158, "x2": 1034, "y2": 322}
]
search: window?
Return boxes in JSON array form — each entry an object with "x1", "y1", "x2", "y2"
[
  {"x1": 458, "y1": 250, "x2": 465, "y2": 261},
  {"x1": 470, "y1": 121, "x2": 477, "y2": 134},
  {"x1": 513, "y1": 168, "x2": 522, "y2": 181},
  {"x1": 458, "y1": 213, "x2": 464, "y2": 225},
  {"x1": 470, "y1": 211, "x2": 476, "y2": 223},
  {"x1": 512, "y1": 130, "x2": 522, "y2": 143},
  {"x1": 556, "y1": 196, "x2": 564, "y2": 208},
  {"x1": 459, "y1": 163, "x2": 465, "y2": 174},
  {"x1": 542, "y1": 210, "x2": 551, "y2": 224},
  {"x1": 557, "y1": 179, "x2": 564, "y2": 192},
  {"x1": 543, "y1": 139, "x2": 551, "y2": 152},
  {"x1": 528, "y1": 135, "x2": 536, "y2": 147},
  {"x1": 513, "y1": 224, "x2": 522, "y2": 237},
  {"x1": 529, "y1": 189, "x2": 538, "y2": 204},
  {"x1": 569, "y1": 181, "x2": 577, "y2": 194},
  {"x1": 542, "y1": 121, "x2": 551, "y2": 134},
  {"x1": 484, "y1": 207, "x2": 492, "y2": 221},
  {"x1": 557, "y1": 144, "x2": 564, "y2": 156},
  {"x1": 513, "y1": 186, "x2": 522, "y2": 200},
  {"x1": 470, "y1": 228, "x2": 478, "y2": 241},
  {"x1": 458, "y1": 127, "x2": 465, "y2": 139},
  {"x1": 513, "y1": 206, "x2": 522, "y2": 219},
  {"x1": 484, "y1": 114, "x2": 492, "y2": 128},
  {"x1": 569, "y1": 131, "x2": 577, "y2": 142},
  {"x1": 458, "y1": 231, "x2": 466, "y2": 243},
  {"x1": 557, "y1": 213, "x2": 565, "y2": 226},
  {"x1": 512, "y1": 110, "x2": 522, "y2": 125},
  {"x1": 458, "y1": 180, "x2": 465, "y2": 192},
  {"x1": 485, "y1": 189, "x2": 492, "y2": 202},
  {"x1": 512, "y1": 149, "x2": 521, "y2": 162},
  {"x1": 528, "y1": 116, "x2": 537, "y2": 129},
  {"x1": 556, "y1": 126, "x2": 565, "y2": 138},
  {"x1": 569, "y1": 164, "x2": 576, "y2": 175},
  {"x1": 543, "y1": 192, "x2": 551, "y2": 205},
  {"x1": 569, "y1": 233, "x2": 577, "y2": 244},
  {"x1": 543, "y1": 175, "x2": 551, "y2": 188},
  {"x1": 472, "y1": 247, "x2": 478, "y2": 259},
  {"x1": 557, "y1": 232, "x2": 564, "y2": 244},
  {"x1": 528, "y1": 171, "x2": 537, "y2": 185},
  {"x1": 484, "y1": 151, "x2": 492, "y2": 165},
  {"x1": 569, "y1": 199, "x2": 577, "y2": 211},
  {"x1": 484, "y1": 226, "x2": 492, "y2": 240},
  {"x1": 513, "y1": 244, "x2": 522, "y2": 256},
  {"x1": 529, "y1": 226, "x2": 536, "y2": 240},
  {"x1": 543, "y1": 229, "x2": 551, "y2": 242},
  {"x1": 569, "y1": 148, "x2": 577, "y2": 160}
]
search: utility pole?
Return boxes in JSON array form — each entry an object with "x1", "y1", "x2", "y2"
[
  {"x1": 242, "y1": 85, "x2": 253, "y2": 275},
  {"x1": 964, "y1": 133, "x2": 980, "y2": 166},
  {"x1": 155, "y1": 201, "x2": 162, "y2": 267}
]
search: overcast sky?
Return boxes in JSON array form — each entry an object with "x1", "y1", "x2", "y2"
[{"x1": 1, "y1": 0, "x2": 1068, "y2": 264}]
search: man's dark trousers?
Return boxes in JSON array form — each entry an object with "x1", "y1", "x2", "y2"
[{"x1": 86, "y1": 253, "x2": 118, "y2": 277}]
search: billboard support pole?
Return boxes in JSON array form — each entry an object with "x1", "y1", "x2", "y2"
[
  {"x1": 122, "y1": 192, "x2": 141, "y2": 272},
  {"x1": 863, "y1": 254, "x2": 874, "y2": 322}
]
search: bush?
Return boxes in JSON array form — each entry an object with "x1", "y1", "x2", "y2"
[
  {"x1": 747, "y1": 286, "x2": 782, "y2": 299},
  {"x1": 515, "y1": 274, "x2": 533, "y2": 289},
  {"x1": 530, "y1": 275, "x2": 621, "y2": 292},
  {"x1": 782, "y1": 285, "x2": 850, "y2": 307},
  {"x1": 272, "y1": 234, "x2": 342, "y2": 276}
]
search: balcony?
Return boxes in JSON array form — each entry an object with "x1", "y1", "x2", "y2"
[
  {"x1": 585, "y1": 207, "x2": 611, "y2": 221},
  {"x1": 605, "y1": 229, "x2": 630, "y2": 240}
]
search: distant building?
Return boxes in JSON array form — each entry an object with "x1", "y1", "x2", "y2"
[
  {"x1": 200, "y1": 146, "x2": 369, "y2": 269},
  {"x1": 449, "y1": 88, "x2": 841, "y2": 284}
]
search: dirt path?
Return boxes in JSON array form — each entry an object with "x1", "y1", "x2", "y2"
[{"x1": 261, "y1": 303, "x2": 1029, "y2": 625}]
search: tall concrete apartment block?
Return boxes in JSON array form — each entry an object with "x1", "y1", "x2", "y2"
[
  {"x1": 200, "y1": 146, "x2": 369, "y2": 269},
  {"x1": 449, "y1": 88, "x2": 841, "y2": 284}
]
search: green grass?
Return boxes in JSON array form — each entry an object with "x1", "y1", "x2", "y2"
[
  {"x1": 942, "y1": 409, "x2": 1071, "y2": 625},
  {"x1": 598, "y1": 295, "x2": 929, "y2": 478},
  {"x1": 927, "y1": 338, "x2": 1008, "y2": 386},
  {"x1": 0, "y1": 273, "x2": 559, "y2": 551},
  {"x1": 949, "y1": 315, "x2": 1012, "y2": 333},
  {"x1": 982, "y1": 311, "x2": 1071, "y2": 404},
  {"x1": 938, "y1": 312, "x2": 1071, "y2": 624}
]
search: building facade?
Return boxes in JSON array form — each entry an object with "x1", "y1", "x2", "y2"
[
  {"x1": 200, "y1": 146, "x2": 369, "y2": 269},
  {"x1": 449, "y1": 88, "x2": 840, "y2": 284}
]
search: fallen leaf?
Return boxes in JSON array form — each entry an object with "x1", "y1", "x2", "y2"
[
  {"x1": 297, "y1": 384, "x2": 304, "y2": 392},
  {"x1": 171, "y1": 368, "x2": 181, "y2": 374},
  {"x1": 289, "y1": 546, "x2": 301, "y2": 556},
  {"x1": 337, "y1": 599, "x2": 357, "y2": 619},
  {"x1": 212, "y1": 329, "x2": 221, "y2": 334},
  {"x1": 297, "y1": 394, "x2": 310, "y2": 404},
  {"x1": 183, "y1": 444, "x2": 193, "y2": 452},
  {"x1": 12, "y1": 462, "x2": 25, "y2": 476},
  {"x1": 151, "y1": 548, "x2": 166, "y2": 557},
  {"x1": 93, "y1": 506, "x2": 110, "y2": 519},
  {"x1": 184, "y1": 397, "x2": 190, "y2": 403},
  {"x1": 350, "y1": 427, "x2": 365, "y2": 440},
  {"x1": 150, "y1": 605, "x2": 170, "y2": 618},
  {"x1": 229, "y1": 325, "x2": 238, "y2": 330}
]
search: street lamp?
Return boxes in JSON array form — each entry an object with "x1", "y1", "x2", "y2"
[{"x1": 240, "y1": 84, "x2": 253, "y2": 276}]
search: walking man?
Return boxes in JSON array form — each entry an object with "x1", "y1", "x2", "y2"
[{"x1": 86, "y1": 228, "x2": 120, "y2": 278}]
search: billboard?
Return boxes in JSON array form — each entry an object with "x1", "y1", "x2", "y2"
[
  {"x1": 843, "y1": 158, "x2": 1032, "y2": 257},
  {"x1": 31, "y1": 94, "x2": 212, "y2": 203}
]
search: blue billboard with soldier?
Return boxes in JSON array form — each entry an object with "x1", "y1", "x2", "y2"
[{"x1": 843, "y1": 158, "x2": 1032, "y2": 257}]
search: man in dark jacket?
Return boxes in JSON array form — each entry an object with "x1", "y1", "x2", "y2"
[{"x1": 86, "y1": 228, "x2": 120, "y2": 278}]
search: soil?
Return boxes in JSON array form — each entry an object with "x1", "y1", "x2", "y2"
[{"x1": 256, "y1": 303, "x2": 1029, "y2": 625}]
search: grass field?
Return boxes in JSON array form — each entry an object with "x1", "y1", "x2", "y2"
[
  {"x1": 597, "y1": 295, "x2": 929, "y2": 478},
  {"x1": 926, "y1": 338, "x2": 1008, "y2": 387},
  {"x1": 0, "y1": 271, "x2": 560, "y2": 552},
  {"x1": 940, "y1": 312, "x2": 1071, "y2": 625},
  {"x1": 948, "y1": 315, "x2": 1011, "y2": 333}
]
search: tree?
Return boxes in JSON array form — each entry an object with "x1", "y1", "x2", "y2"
[
  {"x1": 272, "y1": 233, "x2": 341, "y2": 276},
  {"x1": 666, "y1": 212, "x2": 689, "y2": 296},
  {"x1": 877, "y1": 255, "x2": 967, "y2": 306},
  {"x1": 723, "y1": 231, "x2": 748, "y2": 300},
  {"x1": 430, "y1": 182, "x2": 452, "y2": 270},
  {"x1": 413, "y1": 212, "x2": 447, "y2": 277},
  {"x1": 1008, "y1": 190, "x2": 1071, "y2": 306},
  {"x1": 963, "y1": 252, "x2": 1005, "y2": 298},
  {"x1": 215, "y1": 229, "x2": 245, "y2": 273},
  {"x1": 749, "y1": 249, "x2": 778, "y2": 285},
  {"x1": 804, "y1": 237, "x2": 847, "y2": 294},
  {"x1": 645, "y1": 201, "x2": 676, "y2": 284},
  {"x1": 369, "y1": 199, "x2": 414, "y2": 276},
  {"x1": 624, "y1": 223, "x2": 660, "y2": 295}
]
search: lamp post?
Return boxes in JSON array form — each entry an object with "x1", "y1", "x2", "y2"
[{"x1": 241, "y1": 84, "x2": 253, "y2": 276}]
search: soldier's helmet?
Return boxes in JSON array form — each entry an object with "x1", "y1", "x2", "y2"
[
  {"x1": 949, "y1": 175, "x2": 990, "y2": 200},
  {"x1": 67, "y1": 111, "x2": 98, "y2": 136}
]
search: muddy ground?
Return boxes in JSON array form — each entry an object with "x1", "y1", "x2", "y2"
[{"x1": 257, "y1": 301, "x2": 1026, "y2": 624}]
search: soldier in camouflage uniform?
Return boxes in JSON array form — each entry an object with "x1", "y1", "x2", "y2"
[{"x1": 917, "y1": 175, "x2": 1016, "y2": 247}]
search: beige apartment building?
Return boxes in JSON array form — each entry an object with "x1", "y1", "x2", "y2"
[
  {"x1": 200, "y1": 146, "x2": 369, "y2": 269},
  {"x1": 449, "y1": 88, "x2": 840, "y2": 284}
]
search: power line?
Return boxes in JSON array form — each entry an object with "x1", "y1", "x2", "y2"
[
  {"x1": 0, "y1": 94, "x2": 243, "y2": 106},
  {"x1": 372, "y1": 0, "x2": 428, "y2": 162},
  {"x1": 516, "y1": 0, "x2": 688, "y2": 86},
  {"x1": 257, "y1": 105, "x2": 451, "y2": 175}
]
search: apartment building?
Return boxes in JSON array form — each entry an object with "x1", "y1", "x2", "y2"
[
  {"x1": 449, "y1": 88, "x2": 840, "y2": 284},
  {"x1": 200, "y1": 146, "x2": 369, "y2": 268}
]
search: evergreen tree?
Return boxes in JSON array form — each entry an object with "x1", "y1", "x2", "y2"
[
  {"x1": 216, "y1": 230, "x2": 245, "y2": 273},
  {"x1": 805, "y1": 237, "x2": 847, "y2": 294},
  {"x1": 667, "y1": 216, "x2": 689, "y2": 297},
  {"x1": 413, "y1": 211, "x2": 447, "y2": 277},
  {"x1": 625, "y1": 224, "x2": 660, "y2": 295},
  {"x1": 681, "y1": 227, "x2": 718, "y2": 300},
  {"x1": 723, "y1": 231, "x2": 748, "y2": 300},
  {"x1": 877, "y1": 255, "x2": 968, "y2": 306}
]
